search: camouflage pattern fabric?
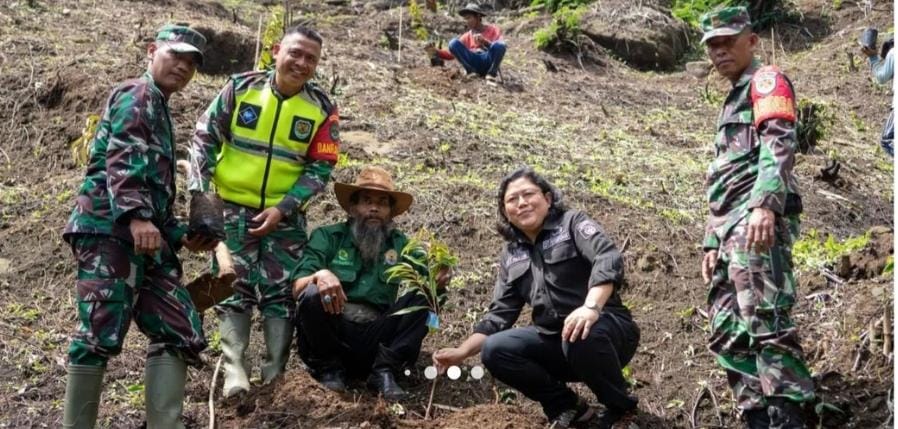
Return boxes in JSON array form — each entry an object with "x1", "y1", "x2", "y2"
[
  {"x1": 703, "y1": 60, "x2": 801, "y2": 251},
  {"x1": 707, "y1": 215, "x2": 814, "y2": 408},
  {"x1": 63, "y1": 72, "x2": 187, "y2": 248},
  {"x1": 703, "y1": 60, "x2": 814, "y2": 410},
  {"x1": 700, "y1": 6, "x2": 752, "y2": 43},
  {"x1": 68, "y1": 235, "x2": 206, "y2": 367},
  {"x1": 214, "y1": 202, "x2": 306, "y2": 319}
]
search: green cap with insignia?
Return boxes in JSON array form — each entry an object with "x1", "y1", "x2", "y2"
[
  {"x1": 699, "y1": 6, "x2": 752, "y2": 44},
  {"x1": 155, "y1": 24, "x2": 207, "y2": 65}
]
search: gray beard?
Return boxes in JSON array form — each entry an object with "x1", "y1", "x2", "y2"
[{"x1": 349, "y1": 217, "x2": 392, "y2": 266}]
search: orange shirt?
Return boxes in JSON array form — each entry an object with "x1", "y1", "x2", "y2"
[{"x1": 438, "y1": 24, "x2": 503, "y2": 59}]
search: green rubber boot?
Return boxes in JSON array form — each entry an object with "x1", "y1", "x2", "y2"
[
  {"x1": 62, "y1": 364, "x2": 105, "y2": 429},
  {"x1": 144, "y1": 354, "x2": 187, "y2": 429},
  {"x1": 219, "y1": 312, "x2": 251, "y2": 397},
  {"x1": 261, "y1": 318, "x2": 293, "y2": 383}
]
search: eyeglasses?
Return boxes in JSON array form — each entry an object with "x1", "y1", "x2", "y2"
[{"x1": 504, "y1": 188, "x2": 543, "y2": 205}]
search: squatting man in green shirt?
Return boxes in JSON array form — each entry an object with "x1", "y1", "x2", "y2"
[{"x1": 291, "y1": 166, "x2": 439, "y2": 401}]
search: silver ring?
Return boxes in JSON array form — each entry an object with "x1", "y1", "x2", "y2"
[{"x1": 322, "y1": 294, "x2": 333, "y2": 304}]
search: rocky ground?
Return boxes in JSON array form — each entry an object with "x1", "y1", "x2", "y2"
[{"x1": 0, "y1": 0, "x2": 893, "y2": 428}]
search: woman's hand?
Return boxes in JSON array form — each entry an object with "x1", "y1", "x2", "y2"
[{"x1": 562, "y1": 306, "x2": 600, "y2": 343}]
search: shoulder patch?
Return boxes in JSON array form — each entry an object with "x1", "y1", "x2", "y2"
[
  {"x1": 750, "y1": 66, "x2": 796, "y2": 127},
  {"x1": 577, "y1": 221, "x2": 600, "y2": 239}
]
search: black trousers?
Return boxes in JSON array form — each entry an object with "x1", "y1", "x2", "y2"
[
  {"x1": 481, "y1": 310, "x2": 640, "y2": 420},
  {"x1": 295, "y1": 283, "x2": 429, "y2": 377}
]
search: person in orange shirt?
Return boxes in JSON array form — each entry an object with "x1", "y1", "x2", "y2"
[{"x1": 434, "y1": 3, "x2": 506, "y2": 81}]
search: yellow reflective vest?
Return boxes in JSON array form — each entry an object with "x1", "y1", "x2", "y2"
[{"x1": 214, "y1": 75, "x2": 333, "y2": 209}]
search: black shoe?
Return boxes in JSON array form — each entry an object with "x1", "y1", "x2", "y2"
[
  {"x1": 595, "y1": 405, "x2": 637, "y2": 429},
  {"x1": 550, "y1": 397, "x2": 595, "y2": 429},
  {"x1": 316, "y1": 368, "x2": 347, "y2": 393},
  {"x1": 366, "y1": 369, "x2": 407, "y2": 401},
  {"x1": 743, "y1": 407, "x2": 771, "y2": 429},
  {"x1": 768, "y1": 398, "x2": 805, "y2": 429}
]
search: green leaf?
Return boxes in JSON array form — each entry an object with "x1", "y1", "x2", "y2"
[{"x1": 390, "y1": 305, "x2": 431, "y2": 316}]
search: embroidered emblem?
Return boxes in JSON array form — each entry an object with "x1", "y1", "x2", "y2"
[
  {"x1": 753, "y1": 71, "x2": 777, "y2": 95},
  {"x1": 236, "y1": 102, "x2": 261, "y2": 129},
  {"x1": 289, "y1": 116, "x2": 315, "y2": 143},
  {"x1": 385, "y1": 249, "x2": 398, "y2": 265},
  {"x1": 577, "y1": 221, "x2": 600, "y2": 239}
]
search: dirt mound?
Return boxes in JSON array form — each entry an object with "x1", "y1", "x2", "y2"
[
  {"x1": 581, "y1": 2, "x2": 690, "y2": 70},
  {"x1": 195, "y1": 26, "x2": 257, "y2": 76},
  {"x1": 836, "y1": 226, "x2": 893, "y2": 280},
  {"x1": 429, "y1": 404, "x2": 542, "y2": 429}
]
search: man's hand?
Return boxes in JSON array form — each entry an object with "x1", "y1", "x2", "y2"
[
  {"x1": 562, "y1": 306, "x2": 600, "y2": 343},
  {"x1": 473, "y1": 34, "x2": 489, "y2": 48},
  {"x1": 433, "y1": 347, "x2": 467, "y2": 373},
  {"x1": 315, "y1": 270, "x2": 347, "y2": 314},
  {"x1": 861, "y1": 45, "x2": 877, "y2": 58},
  {"x1": 701, "y1": 250, "x2": 719, "y2": 284},
  {"x1": 130, "y1": 219, "x2": 161, "y2": 255},
  {"x1": 746, "y1": 207, "x2": 776, "y2": 252},
  {"x1": 249, "y1": 207, "x2": 284, "y2": 237},
  {"x1": 182, "y1": 234, "x2": 218, "y2": 252}
]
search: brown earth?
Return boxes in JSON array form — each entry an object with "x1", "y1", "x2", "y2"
[{"x1": 0, "y1": 0, "x2": 893, "y2": 428}]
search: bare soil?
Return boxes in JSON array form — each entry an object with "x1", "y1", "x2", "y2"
[{"x1": 0, "y1": 0, "x2": 892, "y2": 428}]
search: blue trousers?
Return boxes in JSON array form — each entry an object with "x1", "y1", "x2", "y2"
[{"x1": 448, "y1": 38, "x2": 506, "y2": 76}]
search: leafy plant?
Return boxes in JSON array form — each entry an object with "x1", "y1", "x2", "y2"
[
  {"x1": 792, "y1": 229, "x2": 870, "y2": 270},
  {"x1": 70, "y1": 114, "x2": 100, "y2": 167},
  {"x1": 533, "y1": 5, "x2": 587, "y2": 50},
  {"x1": 672, "y1": 0, "x2": 795, "y2": 31},
  {"x1": 409, "y1": 0, "x2": 429, "y2": 41},
  {"x1": 257, "y1": 6, "x2": 285, "y2": 70},
  {"x1": 795, "y1": 99, "x2": 834, "y2": 153},
  {"x1": 385, "y1": 229, "x2": 458, "y2": 417},
  {"x1": 530, "y1": 0, "x2": 592, "y2": 13},
  {"x1": 386, "y1": 229, "x2": 459, "y2": 324}
]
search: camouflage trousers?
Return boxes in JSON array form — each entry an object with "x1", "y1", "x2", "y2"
[
  {"x1": 707, "y1": 214, "x2": 815, "y2": 411},
  {"x1": 67, "y1": 235, "x2": 207, "y2": 367},
  {"x1": 214, "y1": 202, "x2": 306, "y2": 319}
]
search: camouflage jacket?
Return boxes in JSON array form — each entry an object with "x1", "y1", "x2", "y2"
[
  {"x1": 188, "y1": 70, "x2": 338, "y2": 216},
  {"x1": 703, "y1": 60, "x2": 802, "y2": 250},
  {"x1": 64, "y1": 72, "x2": 187, "y2": 247}
]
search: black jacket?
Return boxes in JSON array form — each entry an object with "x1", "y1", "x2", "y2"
[{"x1": 474, "y1": 209, "x2": 630, "y2": 336}]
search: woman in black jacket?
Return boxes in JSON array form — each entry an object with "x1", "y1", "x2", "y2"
[{"x1": 433, "y1": 166, "x2": 640, "y2": 429}]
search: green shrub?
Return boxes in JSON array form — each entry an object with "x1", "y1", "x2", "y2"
[
  {"x1": 531, "y1": 0, "x2": 592, "y2": 12},
  {"x1": 533, "y1": 5, "x2": 588, "y2": 50},
  {"x1": 672, "y1": 0, "x2": 795, "y2": 31}
]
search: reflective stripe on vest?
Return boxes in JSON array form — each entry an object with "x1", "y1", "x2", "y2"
[{"x1": 214, "y1": 81, "x2": 327, "y2": 209}]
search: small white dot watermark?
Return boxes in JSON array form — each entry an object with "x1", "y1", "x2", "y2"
[
  {"x1": 447, "y1": 366, "x2": 461, "y2": 380},
  {"x1": 470, "y1": 365, "x2": 485, "y2": 380},
  {"x1": 424, "y1": 366, "x2": 438, "y2": 380}
]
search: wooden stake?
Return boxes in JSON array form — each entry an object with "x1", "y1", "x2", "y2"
[
  {"x1": 208, "y1": 355, "x2": 223, "y2": 429},
  {"x1": 398, "y1": 5, "x2": 403, "y2": 63},
  {"x1": 254, "y1": 13, "x2": 263, "y2": 70}
]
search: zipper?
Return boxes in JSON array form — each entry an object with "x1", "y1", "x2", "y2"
[{"x1": 258, "y1": 95, "x2": 284, "y2": 210}]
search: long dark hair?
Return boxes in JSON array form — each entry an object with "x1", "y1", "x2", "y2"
[{"x1": 495, "y1": 166, "x2": 567, "y2": 241}]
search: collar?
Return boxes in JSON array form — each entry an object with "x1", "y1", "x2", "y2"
[
  {"x1": 142, "y1": 72, "x2": 167, "y2": 101},
  {"x1": 732, "y1": 58, "x2": 761, "y2": 89},
  {"x1": 509, "y1": 210, "x2": 564, "y2": 245},
  {"x1": 268, "y1": 70, "x2": 308, "y2": 100}
]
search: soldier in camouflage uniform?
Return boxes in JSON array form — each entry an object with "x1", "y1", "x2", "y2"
[
  {"x1": 61, "y1": 25, "x2": 216, "y2": 429},
  {"x1": 698, "y1": 7, "x2": 814, "y2": 429},
  {"x1": 189, "y1": 25, "x2": 341, "y2": 397}
]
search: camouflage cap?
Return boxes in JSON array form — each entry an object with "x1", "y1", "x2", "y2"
[
  {"x1": 155, "y1": 24, "x2": 207, "y2": 65},
  {"x1": 699, "y1": 6, "x2": 752, "y2": 44}
]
